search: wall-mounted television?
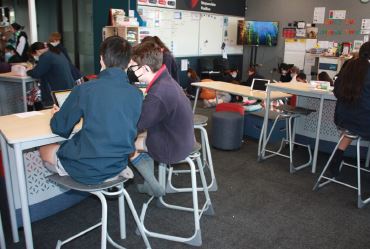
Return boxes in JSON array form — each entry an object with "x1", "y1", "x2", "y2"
[{"x1": 237, "y1": 20, "x2": 279, "y2": 46}]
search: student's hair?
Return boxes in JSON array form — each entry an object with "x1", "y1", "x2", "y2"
[
  {"x1": 141, "y1": 36, "x2": 170, "y2": 52},
  {"x1": 296, "y1": 72, "x2": 307, "y2": 82},
  {"x1": 336, "y1": 41, "x2": 370, "y2": 103},
  {"x1": 318, "y1": 71, "x2": 333, "y2": 85},
  {"x1": 11, "y1": 22, "x2": 24, "y2": 31},
  {"x1": 187, "y1": 68, "x2": 198, "y2": 80},
  {"x1": 5, "y1": 45, "x2": 16, "y2": 52},
  {"x1": 99, "y1": 36, "x2": 131, "y2": 69},
  {"x1": 248, "y1": 66, "x2": 257, "y2": 74},
  {"x1": 290, "y1": 66, "x2": 300, "y2": 74},
  {"x1": 132, "y1": 41, "x2": 163, "y2": 72},
  {"x1": 49, "y1": 32, "x2": 61, "y2": 42},
  {"x1": 29, "y1": 42, "x2": 46, "y2": 54}
]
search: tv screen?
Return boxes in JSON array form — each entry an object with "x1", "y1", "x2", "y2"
[{"x1": 237, "y1": 21, "x2": 279, "y2": 46}]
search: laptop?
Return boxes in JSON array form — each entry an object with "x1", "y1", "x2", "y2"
[
  {"x1": 251, "y1": 78, "x2": 270, "y2": 91},
  {"x1": 51, "y1": 90, "x2": 72, "y2": 107}
]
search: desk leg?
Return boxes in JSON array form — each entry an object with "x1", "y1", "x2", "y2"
[
  {"x1": 0, "y1": 136, "x2": 19, "y2": 243},
  {"x1": 192, "y1": 87, "x2": 200, "y2": 114},
  {"x1": 22, "y1": 80, "x2": 27, "y2": 112},
  {"x1": 13, "y1": 143, "x2": 34, "y2": 249},
  {"x1": 260, "y1": 89, "x2": 271, "y2": 159},
  {"x1": 312, "y1": 96, "x2": 324, "y2": 173}
]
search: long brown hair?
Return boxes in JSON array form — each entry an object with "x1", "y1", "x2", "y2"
[
  {"x1": 141, "y1": 36, "x2": 170, "y2": 52},
  {"x1": 337, "y1": 41, "x2": 370, "y2": 103},
  {"x1": 187, "y1": 68, "x2": 198, "y2": 80}
]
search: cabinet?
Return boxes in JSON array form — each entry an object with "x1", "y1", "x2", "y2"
[{"x1": 102, "y1": 26, "x2": 139, "y2": 46}]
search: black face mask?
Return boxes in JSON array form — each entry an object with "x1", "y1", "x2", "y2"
[{"x1": 127, "y1": 66, "x2": 142, "y2": 84}]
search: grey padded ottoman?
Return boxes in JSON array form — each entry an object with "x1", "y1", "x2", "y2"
[{"x1": 211, "y1": 111, "x2": 244, "y2": 150}]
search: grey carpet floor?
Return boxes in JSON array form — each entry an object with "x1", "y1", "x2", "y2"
[{"x1": 2, "y1": 106, "x2": 370, "y2": 249}]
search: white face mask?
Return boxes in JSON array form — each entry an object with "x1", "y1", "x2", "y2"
[
  {"x1": 231, "y1": 72, "x2": 237, "y2": 78},
  {"x1": 50, "y1": 41, "x2": 60, "y2": 47},
  {"x1": 33, "y1": 56, "x2": 39, "y2": 61},
  {"x1": 281, "y1": 70, "x2": 287, "y2": 75}
]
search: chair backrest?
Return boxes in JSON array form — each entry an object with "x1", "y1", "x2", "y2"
[
  {"x1": 216, "y1": 103, "x2": 244, "y2": 116},
  {"x1": 251, "y1": 78, "x2": 270, "y2": 91}
]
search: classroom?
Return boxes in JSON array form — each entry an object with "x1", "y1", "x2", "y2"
[{"x1": 0, "y1": 0, "x2": 370, "y2": 248}]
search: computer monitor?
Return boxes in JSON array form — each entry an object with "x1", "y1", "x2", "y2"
[
  {"x1": 51, "y1": 90, "x2": 72, "y2": 107},
  {"x1": 251, "y1": 78, "x2": 270, "y2": 91}
]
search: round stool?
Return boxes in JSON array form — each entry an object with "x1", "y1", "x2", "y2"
[{"x1": 211, "y1": 111, "x2": 244, "y2": 150}]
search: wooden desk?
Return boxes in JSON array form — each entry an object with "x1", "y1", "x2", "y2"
[
  {"x1": 0, "y1": 72, "x2": 36, "y2": 115},
  {"x1": 260, "y1": 82, "x2": 336, "y2": 173},
  {"x1": 0, "y1": 110, "x2": 81, "y2": 248},
  {"x1": 191, "y1": 81, "x2": 291, "y2": 113}
]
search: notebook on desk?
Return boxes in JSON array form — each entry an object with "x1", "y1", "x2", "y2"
[
  {"x1": 251, "y1": 78, "x2": 270, "y2": 91},
  {"x1": 51, "y1": 90, "x2": 72, "y2": 107}
]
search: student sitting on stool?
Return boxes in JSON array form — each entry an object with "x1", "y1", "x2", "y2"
[
  {"x1": 127, "y1": 41, "x2": 195, "y2": 197},
  {"x1": 39, "y1": 36, "x2": 143, "y2": 184},
  {"x1": 329, "y1": 41, "x2": 370, "y2": 176}
]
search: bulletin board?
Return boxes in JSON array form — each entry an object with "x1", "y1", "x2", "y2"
[{"x1": 138, "y1": 6, "x2": 243, "y2": 57}]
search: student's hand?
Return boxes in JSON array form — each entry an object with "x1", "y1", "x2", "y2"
[{"x1": 51, "y1": 104, "x2": 60, "y2": 116}]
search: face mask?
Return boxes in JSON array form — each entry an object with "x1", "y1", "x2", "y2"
[
  {"x1": 281, "y1": 70, "x2": 287, "y2": 75},
  {"x1": 4, "y1": 52, "x2": 12, "y2": 62},
  {"x1": 50, "y1": 41, "x2": 60, "y2": 47},
  {"x1": 127, "y1": 66, "x2": 143, "y2": 84},
  {"x1": 231, "y1": 72, "x2": 237, "y2": 78},
  {"x1": 33, "y1": 56, "x2": 39, "y2": 61}
]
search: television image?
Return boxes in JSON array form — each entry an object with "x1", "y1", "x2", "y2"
[{"x1": 237, "y1": 20, "x2": 279, "y2": 46}]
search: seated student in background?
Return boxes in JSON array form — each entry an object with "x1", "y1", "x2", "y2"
[
  {"x1": 279, "y1": 63, "x2": 292, "y2": 82},
  {"x1": 27, "y1": 42, "x2": 74, "y2": 107},
  {"x1": 289, "y1": 66, "x2": 300, "y2": 82},
  {"x1": 242, "y1": 66, "x2": 264, "y2": 86},
  {"x1": 38, "y1": 36, "x2": 142, "y2": 184},
  {"x1": 203, "y1": 91, "x2": 232, "y2": 108},
  {"x1": 185, "y1": 68, "x2": 200, "y2": 99},
  {"x1": 296, "y1": 72, "x2": 307, "y2": 83},
  {"x1": 141, "y1": 36, "x2": 179, "y2": 84},
  {"x1": 4, "y1": 45, "x2": 23, "y2": 63},
  {"x1": 329, "y1": 41, "x2": 370, "y2": 177},
  {"x1": 127, "y1": 41, "x2": 194, "y2": 197},
  {"x1": 318, "y1": 71, "x2": 333, "y2": 86},
  {"x1": 223, "y1": 68, "x2": 242, "y2": 102}
]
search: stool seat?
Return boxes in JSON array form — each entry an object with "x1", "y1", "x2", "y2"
[
  {"x1": 212, "y1": 111, "x2": 244, "y2": 150},
  {"x1": 48, "y1": 174, "x2": 128, "y2": 192},
  {"x1": 276, "y1": 104, "x2": 315, "y2": 116},
  {"x1": 194, "y1": 114, "x2": 208, "y2": 125}
]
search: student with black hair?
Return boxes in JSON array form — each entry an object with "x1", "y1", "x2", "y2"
[
  {"x1": 9, "y1": 22, "x2": 29, "y2": 62},
  {"x1": 296, "y1": 72, "x2": 307, "y2": 83},
  {"x1": 329, "y1": 41, "x2": 370, "y2": 177},
  {"x1": 38, "y1": 36, "x2": 143, "y2": 184},
  {"x1": 27, "y1": 42, "x2": 74, "y2": 107},
  {"x1": 318, "y1": 71, "x2": 333, "y2": 86}
]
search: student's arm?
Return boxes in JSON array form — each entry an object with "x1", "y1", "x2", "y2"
[
  {"x1": 27, "y1": 54, "x2": 52, "y2": 78},
  {"x1": 50, "y1": 86, "x2": 82, "y2": 138},
  {"x1": 137, "y1": 94, "x2": 168, "y2": 130}
]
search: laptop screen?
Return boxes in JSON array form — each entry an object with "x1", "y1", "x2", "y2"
[
  {"x1": 251, "y1": 78, "x2": 270, "y2": 91},
  {"x1": 52, "y1": 90, "x2": 72, "y2": 107}
]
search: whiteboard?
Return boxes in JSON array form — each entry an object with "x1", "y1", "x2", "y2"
[
  {"x1": 223, "y1": 16, "x2": 243, "y2": 55},
  {"x1": 138, "y1": 6, "x2": 243, "y2": 57},
  {"x1": 171, "y1": 11, "x2": 200, "y2": 56},
  {"x1": 199, "y1": 13, "x2": 224, "y2": 55}
]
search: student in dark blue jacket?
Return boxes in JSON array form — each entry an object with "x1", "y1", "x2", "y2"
[
  {"x1": 126, "y1": 41, "x2": 194, "y2": 197},
  {"x1": 27, "y1": 42, "x2": 75, "y2": 107},
  {"x1": 329, "y1": 41, "x2": 370, "y2": 176},
  {"x1": 38, "y1": 36, "x2": 143, "y2": 185}
]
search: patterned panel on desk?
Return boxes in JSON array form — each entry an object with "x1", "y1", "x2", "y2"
[
  {"x1": 297, "y1": 97, "x2": 340, "y2": 141},
  {"x1": 24, "y1": 150, "x2": 66, "y2": 205}
]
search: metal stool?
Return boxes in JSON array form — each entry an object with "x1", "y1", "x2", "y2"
[
  {"x1": 166, "y1": 115, "x2": 217, "y2": 192},
  {"x1": 0, "y1": 211, "x2": 5, "y2": 249},
  {"x1": 260, "y1": 105, "x2": 315, "y2": 173},
  {"x1": 47, "y1": 174, "x2": 151, "y2": 249},
  {"x1": 139, "y1": 144, "x2": 214, "y2": 246},
  {"x1": 313, "y1": 131, "x2": 370, "y2": 208}
]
